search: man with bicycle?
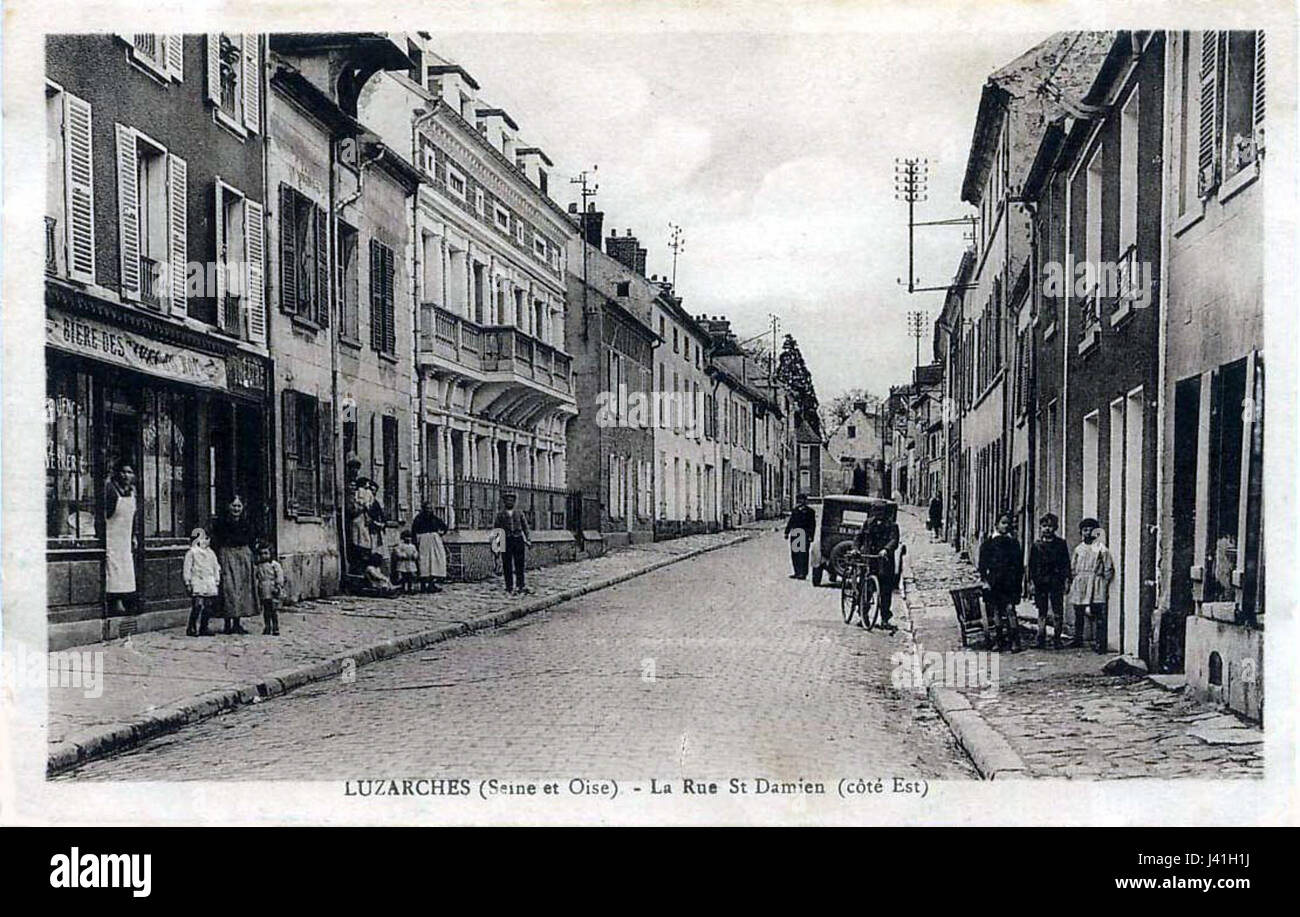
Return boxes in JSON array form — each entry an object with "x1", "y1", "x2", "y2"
[{"x1": 854, "y1": 513, "x2": 901, "y2": 630}]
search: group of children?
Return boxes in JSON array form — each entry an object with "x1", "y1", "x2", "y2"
[
  {"x1": 976, "y1": 511, "x2": 1115, "y2": 653},
  {"x1": 353, "y1": 530, "x2": 436, "y2": 596},
  {"x1": 183, "y1": 527, "x2": 286, "y2": 637}
]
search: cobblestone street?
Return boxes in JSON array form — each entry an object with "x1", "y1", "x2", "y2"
[
  {"x1": 59, "y1": 529, "x2": 975, "y2": 781},
  {"x1": 900, "y1": 508, "x2": 1263, "y2": 779}
]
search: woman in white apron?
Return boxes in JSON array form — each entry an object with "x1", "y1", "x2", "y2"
[{"x1": 104, "y1": 462, "x2": 138, "y2": 615}]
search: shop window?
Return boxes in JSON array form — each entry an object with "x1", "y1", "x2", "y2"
[
  {"x1": 382, "y1": 415, "x2": 400, "y2": 519},
  {"x1": 139, "y1": 388, "x2": 194, "y2": 539},
  {"x1": 369, "y1": 239, "x2": 397, "y2": 355},
  {"x1": 46, "y1": 369, "x2": 96, "y2": 543},
  {"x1": 338, "y1": 222, "x2": 360, "y2": 341}
]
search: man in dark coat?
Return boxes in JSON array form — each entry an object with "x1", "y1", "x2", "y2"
[
  {"x1": 493, "y1": 491, "x2": 532, "y2": 595},
  {"x1": 850, "y1": 461, "x2": 869, "y2": 496},
  {"x1": 784, "y1": 493, "x2": 816, "y2": 579},
  {"x1": 855, "y1": 513, "x2": 901, "y2": 628},
  {"x1": 928, "y1": 495, "x2": 943, "y2": 540},
  {"x1": 978, "y1": 511, "x2": 1025, "y2": 651}
]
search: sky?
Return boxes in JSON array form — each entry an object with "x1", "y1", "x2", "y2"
[{"x1": 436, "y1": 30, "x2": 1050, "y2": 403}]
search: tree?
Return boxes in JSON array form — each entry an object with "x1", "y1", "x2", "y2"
[
  {"x1": 820, "y1": 388, "x2": 882, "y2": 434},
  {"x1": 775, "y1": 334, "x2": 820, "y2": 435}
]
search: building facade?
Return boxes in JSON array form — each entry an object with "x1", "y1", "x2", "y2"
[
  {"x1": 564, "y1": 211, "x2": 658, "y2": 547},
  {"x1": 361, "y1": 37, "x2": 582, "y2": 579},
  {"x1": 648, "y1": 289, "x2": 717, "y2": 536},
  {"x1": 267, "y1": 33, "x2": 421, "y2": 600},
  {"x1": 1157, "y1": 30, "x2": 1265, "y2": 717},
  {"x1": 46, "y1": 34, "x2": 272, "y2": 647},
  {"x1": 825, "y1": 401, "x2": 882, "y2": 496}
]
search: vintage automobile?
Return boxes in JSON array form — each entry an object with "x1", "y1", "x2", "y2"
[{"x1": 809, "y1": 494, "x2": 899, "y2": 587}]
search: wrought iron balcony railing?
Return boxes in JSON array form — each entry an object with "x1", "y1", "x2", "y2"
[
  {"x1": 220, "y1": 292, "x2": 246, "y2": 339},
  {"x1": 420, "y1": 475, "x2": 579, "y2": 531},
  {"x1": 139, "y1": 256, "x2": 163, "y2": 308},
  {"x1": 45, "y1": 216, "x2": 57, "y2": 276}
]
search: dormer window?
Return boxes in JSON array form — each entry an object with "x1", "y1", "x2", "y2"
[{"x1": 446, "y1": 164, "x2": 466, "y2": 200}]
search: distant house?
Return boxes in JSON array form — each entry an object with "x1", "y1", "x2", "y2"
[
  {"x1": 795, "y1": 416, "x2": 824, "y2": 497},
  {"x1": 826, "y1": 400, "x2": 882, "y2": 495}
]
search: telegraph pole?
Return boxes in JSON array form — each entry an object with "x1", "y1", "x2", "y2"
[
  {"x1": 570, "y1": 166, "x2": 599, "y2": 340},
  {"x1": 768, "y1": 313, "x2": 780, "y2": 385},
  {"x1": 668, "y1": 222, "x2": 685, "y2": 288}
]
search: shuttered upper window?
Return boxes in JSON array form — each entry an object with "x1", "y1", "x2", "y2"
[
  {"x1": 119, "y1": 35, "x2": 183, "y2": 83},
  {"x1": 205, "y1": 34, "x2": 260, "y2": 136},
  {"x1": 279, "y1": 184, "x2": 329, "y2": 327},
  {"x1": 1197, "y1": 30, "x2": 1266, "y2": 198},
  {"x1": 115, "y1": 124, "x2": 187, "y2": 316},
  {"x1": 369, "y1": 239, "x2": 397, "y2": 355},
  {"x1": 46, "y1": 83, "x2": 96, "y2": 285},
  {"x1": 214, "y1": 181, "x2": 266, "y2": 344}
]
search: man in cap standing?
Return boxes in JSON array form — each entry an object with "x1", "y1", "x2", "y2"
[{"x1": 493, "y1": 491, "x2": 532, "y2": 595}]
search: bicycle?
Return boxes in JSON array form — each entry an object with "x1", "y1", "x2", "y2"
[{"x1": 839, "y1": 550, "x2": 883, "y2": 629}]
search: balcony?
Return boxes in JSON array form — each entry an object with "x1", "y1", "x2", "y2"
[
  {"x1": 140, "y1": 256, "x2": 163, "y2": 309},
  {"x1": 419, "y1": 302, "x2": 575, "y2": 423},
  {"x1": 219, "y1": 292, "x2": 247, "y2": 340},
  {"x1": 1077, "y1": 285, "x2": 1101, "y2": 355},
  {"x1": 133, "y1": 34, "x2": 160, "y2": 61},
  {"x1": 45, "y1": 216, "x2": 57, "y2": 276}
]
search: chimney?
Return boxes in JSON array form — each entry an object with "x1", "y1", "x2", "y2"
[
  {"x1": 605, "y1": 228, "x2": 642, "y2": 275},
  {"x1": 576, "y1": 203, "x2": 604, "y2": 249}
]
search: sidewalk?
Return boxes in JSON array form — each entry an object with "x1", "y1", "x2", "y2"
[
  {"x1": 47, "y1": 527, "x2": 759, "y2": 775},
  {"x1": 897, "y1": 506, "x2": 1263, "y2": 779}
]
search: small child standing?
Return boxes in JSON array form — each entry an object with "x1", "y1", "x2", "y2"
[
  {"x1": 183, "y1": 527, "x2": 220, "y2": 637},
  {"x1": 393, "y1": 531, "x2": 420, "y2": 593},
  {"x1": 1026, "y1": 513, "x2": 1072, "y2": 649},
  {"x1": 253, "y1": 541, "x2": 286, "y2": 635},
  {"x1": 1068, "y1": 517, "x2": 1115, "y2": 652}
]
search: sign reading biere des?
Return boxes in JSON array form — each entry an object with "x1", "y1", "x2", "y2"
[{"x1": 46, "y1": 308, "x2": 228, "y2": 390}]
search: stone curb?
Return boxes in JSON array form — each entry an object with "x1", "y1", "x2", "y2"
[
  {"x1": 897, "y1": 563, "x2": 1030, "y2": 781},
  {"x1": 927, "y1": 686, "x2": 1029, "y2": 779},
  {"x1": 48, "y1": 530, "x2": 761, "y2": 777}
]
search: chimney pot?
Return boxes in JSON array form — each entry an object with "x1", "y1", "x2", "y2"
[{"x1": 568, "y1": 202, "x2": 578, "y2": 213}]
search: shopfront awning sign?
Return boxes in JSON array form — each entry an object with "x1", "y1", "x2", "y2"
[{"x1": 47, "y1": 308, "x2": 228, "y2": 390}]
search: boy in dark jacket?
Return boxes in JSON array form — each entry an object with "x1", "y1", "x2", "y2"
[
  {"x1": 1026, "y1": 512, "x2": 1071, "y2": 649},
  {"x1": 978, "y1": 511, "x2": 1024, "y2": 651}
]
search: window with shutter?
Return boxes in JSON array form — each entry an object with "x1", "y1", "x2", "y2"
[
  {"x1": 242, "y1": 35, "x2": 260, "y2": 133},
  {"x1": 1254, "y1": 30, "x2": 1265, "y2": 151},
  {"x1": 279, "y1": 184, "x2": 297, "y2": 314},
  {"x1": 1197, "y1": 30, "x2": 1221, "y2": 197},
  {"x1": 314, "y1": 204, "x2": 329, "y2": 326},
  {"x1": 369, "y1": 238, "x2": 382, "y2": 351},
  {"x1": 63, "y1": 93, "x2": 96, "y2": 285},
  {"x1": 245, "y1": 198, "x2": 265, "y2": 343},
  {"x1": 166, "y1": 154, "x2": 187, "y2": 316},
  {"x1": 115, "y1": 124, "x2": 141, "y2": 299},
  {"x1": 319, "y1": 401, "x2": 336, "y2": 515},
  {"x1": 166, "y1": 35, "x2": 184, "y2": 82},
  {"x1": 1223, "y1": 31, "x2": 1262, "y2": 179},
  {"x1": 383, "y1": 245, "x2": 396, "y2": 354},
  {"x1": 282, "y1": 389, "x2": 299, "y2": 517},
  {"x1": 207, "y1": 33, "x2": 247, "y2": 133}
]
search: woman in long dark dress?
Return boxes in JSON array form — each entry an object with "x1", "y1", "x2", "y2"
[
  {"x1": 211, "y1": 495, "x2": 258, "y2": 634},
  {"x1": 411, "y1": 501, "x2": 449, "y2": 592}
]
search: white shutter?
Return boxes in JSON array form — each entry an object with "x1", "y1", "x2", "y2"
[
  {"x1": 1253, "y1": 30, "x2": 1265, "y2": 150},
  {"x1": 63, "y1": 92, "x2": 96, "y2": 285},
  {"x1": 245, "y1": 198, "x2": 266, "y2": 344},
  {"x1": 214, "y1": 182, "x2": 226, "y2": 308},
  {"x1": 1197, "y1": 31, "x2": 1220, "y2": 197},
  {"x1": 166, "y1": 35, "x2": 184, "y2": 82},
  {"x1": 167, "y1": 154, "x2": 188, "y2": 316},
  {"x1": 115, "y1": 123, "x2": 141, "y2": 299},
  {"x1": 205, "y1": 34, "x2": 220, "y2": 104},
  {"x1": 242, "y1": 35, "x2": 260, "y2": 133}
]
